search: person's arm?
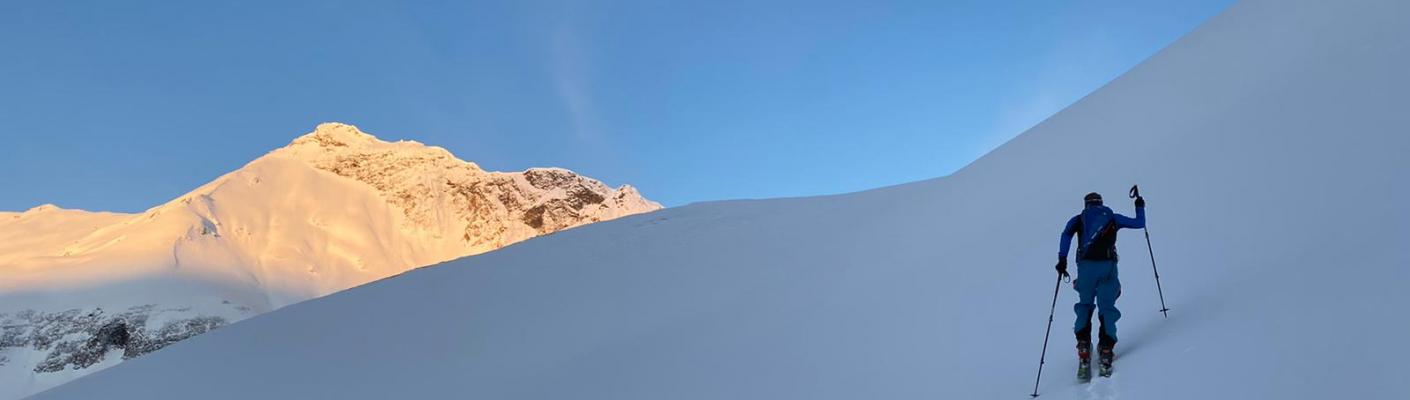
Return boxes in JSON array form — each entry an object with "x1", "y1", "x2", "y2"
[
  {"x1": 1058, "y1": 215, "x2": 1080, "y2": 258},
  {"x1": 1114, "y1": 205, "x2": 1146, "y2": 229}
]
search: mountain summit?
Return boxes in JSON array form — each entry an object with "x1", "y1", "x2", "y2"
[{"x1": 0, "y1": 123, "x2": 660, "y2": 398}]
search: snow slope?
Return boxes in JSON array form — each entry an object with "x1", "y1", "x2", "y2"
[
  {"x1": 33, "y1": 0, "x2": 1410, "y2": 398},
  {"x1": 0, "y1": 123, "x2": 658, "y2": 399}
]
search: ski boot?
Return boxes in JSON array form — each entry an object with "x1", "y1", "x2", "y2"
[
  {"x1": 1076, "y1": 341, "x2": 1092, "y2": 381},
  {"x1": 1098, "y1": 346, "x2": 1114, "y2": 377}
]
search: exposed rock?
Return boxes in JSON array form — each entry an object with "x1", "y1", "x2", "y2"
[{"x1": 0, "y1": 307, "x2": 228, "y2": 373}]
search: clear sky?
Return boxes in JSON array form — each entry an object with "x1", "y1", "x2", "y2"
[{"x1": 0, "y1": 0, "x2": 1232, "y2": 211}]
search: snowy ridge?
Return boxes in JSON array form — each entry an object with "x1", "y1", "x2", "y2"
[
  {"x1": 0, "y1": 123, "x2": 659, "y2": 399},
  {"x1": 28, "y1": 0, "x2": 1409, "y2": 399}
]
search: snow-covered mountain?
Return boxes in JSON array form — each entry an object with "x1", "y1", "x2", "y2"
[
  {"x1": 0, "y1": 123, "x2": 659, "y2": 398},
  {"x1": 26, "y1": 0, "x2": 1410, "y2": 398}
]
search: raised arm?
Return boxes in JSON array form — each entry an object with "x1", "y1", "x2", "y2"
[
  {"x1": 1058, "y1": 215, "x2": 1080, "y2": 258},
  {"x1": 1114, "y1": 206, "x2": 1146, "y2": 229}
]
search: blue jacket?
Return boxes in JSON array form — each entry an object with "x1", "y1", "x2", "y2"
[{"x1": 1059, "y1": 205, "x2": 1145, "y2": 259}]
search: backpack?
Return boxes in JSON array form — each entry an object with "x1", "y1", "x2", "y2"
[{"x1": 1076, "y1": 206, "x2": 1119, "y2": 261}]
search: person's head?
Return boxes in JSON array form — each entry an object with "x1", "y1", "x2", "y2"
[{"x1": 1084, "y1": 192, "x2": 1103, "y2": 207}]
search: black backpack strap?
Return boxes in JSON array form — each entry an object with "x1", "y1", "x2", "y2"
[{"x1": 1076, "y1": 212, "x2": 1087, "y2": 258}]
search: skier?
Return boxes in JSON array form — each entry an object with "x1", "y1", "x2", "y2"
[{"x1": 1057, "y1": 192, "x2": 1145, "y2": 379}]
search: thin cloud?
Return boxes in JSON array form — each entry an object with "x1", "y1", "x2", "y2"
[
  {"x1": 550, "y1": 20, "x2": 602, "y2": 145},
  {"x1": 989, "y1": 24, "x2": 1122, "y2": 152}
]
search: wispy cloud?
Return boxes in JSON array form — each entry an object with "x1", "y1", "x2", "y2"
[
  {"x1": 988, "y1": 24, "x2": 1122, "y2": 152},
  {"x1": 541, "y1": 11, "x2": 627, "y2": 179},
  {"x1": 549, "y1": 18, "x2": 602, "y2": 145}
]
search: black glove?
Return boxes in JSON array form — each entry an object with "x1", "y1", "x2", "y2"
[
  {"x1": 1056, "y1": 257, "x2": 1069, "y2": 277},
  {"x1": 1134, "y1": 196, "x2": 1145, "y2": 208}
]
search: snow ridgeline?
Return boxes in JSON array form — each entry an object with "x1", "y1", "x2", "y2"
[
  {"x1": 0, "y1": 123, "x2": 660, "y2": 399},
  {"x1": 30, "y1": 0, "x2": 1410, "y2": 399}
]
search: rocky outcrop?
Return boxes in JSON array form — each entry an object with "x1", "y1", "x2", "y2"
[
  {"x1": 0, "y1": 307, "x2": 226, "y2": 373},
  {"x1": 279, "y1": 123, "x2": 661, "y2": 251}
]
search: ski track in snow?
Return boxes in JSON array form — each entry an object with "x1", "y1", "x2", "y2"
[{"x1": 1083, "y1": 376, "x2": 1118, "y2": 400}]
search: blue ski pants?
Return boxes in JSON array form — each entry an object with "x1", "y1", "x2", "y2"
[{"x1": 1073, "y1": 259, "x2": 1121, "y2": 343}]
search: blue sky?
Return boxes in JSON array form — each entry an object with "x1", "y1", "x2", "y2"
[{"x1": 0, "y1": 0, "x2": 1231, "y2": 211}]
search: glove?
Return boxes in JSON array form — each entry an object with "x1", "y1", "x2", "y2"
[
  {"x1": 1134, "y1": 196, "x2": 1145, "y2": 208},
  {"x1": 1056, "y1": 257, "x2": 1069, "y2": 277}
]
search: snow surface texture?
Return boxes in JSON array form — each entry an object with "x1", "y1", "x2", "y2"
[
  {"x1": 34, "y1": 0, "x2": 1410, "y2": 398},
  {"x1": 0, "y1": 124, "x2": 659, "y2": 399}
]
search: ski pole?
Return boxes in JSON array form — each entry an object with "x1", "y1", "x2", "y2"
[
  {"x1": 1129, "y1": 185, "x2": 1170, "y2": 318},
  {"x1": 1030, "y1": 272, "x2": 1063, "y2": 398}
]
